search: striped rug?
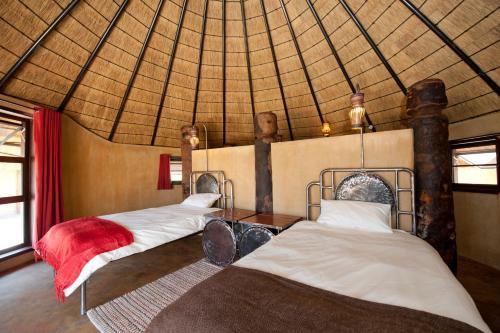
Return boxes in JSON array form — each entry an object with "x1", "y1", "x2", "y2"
[{"x1": 87, "y1": 260, "x2": 222, "y2": 333}]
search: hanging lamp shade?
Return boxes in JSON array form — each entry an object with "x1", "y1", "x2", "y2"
[{"x1": 349, "y1": 88, "x2": 366, "y2": 129}]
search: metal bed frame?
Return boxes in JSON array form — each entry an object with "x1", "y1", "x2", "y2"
[
  {"x1": 189, "y1": 170, "x2": 234, "y2": 209},
  {"x1": 79, "y1": 171, "x2": 234, "y2": 315},
  {"x1": 306, "y1": 167, "x2": 416, "y2": 234}
]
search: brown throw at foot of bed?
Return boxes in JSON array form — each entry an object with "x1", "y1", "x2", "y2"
[{"x1": 146, "y1": 266, "x2": 480, "y2": 333}]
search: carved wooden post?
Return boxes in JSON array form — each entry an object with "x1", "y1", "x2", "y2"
[
  {"x1": 407, "y1": 78, "x2": 457, "y2": 273},
  {"x1": 181, "y1": 125, "x2": 198, "y2": 199},
  {"x1": 255, "y1": 112, "x2": 278, "y2": 213}
]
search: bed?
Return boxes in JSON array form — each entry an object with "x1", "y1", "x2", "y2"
[
  {"x1": 146, "y1": 168, "x2": 490, "y2": 333},
  {"x1": 38, "y1": 170, "x2": 233, "y2": 315}
]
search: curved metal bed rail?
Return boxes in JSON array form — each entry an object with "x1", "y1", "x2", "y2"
[
  {"x1": 307, "y1": 167, "x2": 416, "y2": 234},
  {"x1": 223, "y1": 179, "x2": 234, "y2": 209},
  {"x1": 306, "y1": 181, "x2": 320, "y2": 221},
  {"x1": 189, "y1": 170, "x2": 234, "y2": 209}
]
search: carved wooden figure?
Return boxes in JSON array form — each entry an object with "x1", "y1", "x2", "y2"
[
  {"x1": 181, "y1": 125, "x2": 199, "y2": 199},
  {"x1": 407, "y1": 78, "x2": 457, "y2": 273},
  {"x1": 254, "y1": 112, "x2": 278, "y2": 213}
]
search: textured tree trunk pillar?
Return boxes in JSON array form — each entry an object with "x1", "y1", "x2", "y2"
[
  {"x1": 255, "y1": 112, "x2": 278, "y2": 213},
  {"x1": 407, "y1": 78, "x2": 457, "y2": 274},
  {"x1": 181, "y1": 125, "x2": 199, "y2": 199}
]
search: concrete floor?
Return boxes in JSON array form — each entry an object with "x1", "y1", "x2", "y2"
[
  {"x1": 0, "y1": 234, "x2": 499, "y2": 333},
  {"x1": 0, "y1": 234, "x2": 205, "y2": 333}
]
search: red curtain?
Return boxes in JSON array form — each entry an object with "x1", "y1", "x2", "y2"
[
  {"x1": 32, "y1": 107, "x2": 64, "y2": 247},
  {"x1": 157, "y1": 154, "x2": 173, "y2": 190}
]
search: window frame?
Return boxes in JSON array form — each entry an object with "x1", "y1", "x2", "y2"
[
  {"x1": 450, "y1": 134, "x2": 500, "y2": 194},
  {"x1": 0, "y1": 112, "x2": 31, "y2": 257},
  {"x1": 170, "y1": 156, "x2": 182, "y2": 186}
]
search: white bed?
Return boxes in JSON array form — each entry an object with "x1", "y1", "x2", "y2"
[
  {"x1": 235, "y1": 221, "x2": 491, "y2": 333},
  {"x1": 64, "y1": 204, "x2": 220, "y2": 297}
]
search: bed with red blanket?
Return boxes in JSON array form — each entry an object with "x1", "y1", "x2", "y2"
[
  {"x1": 34, "y1": 204, "x2": 221, "y2": 309},
  {"x1": 35, "y1": 217, "x2": 134, "y2": 301}
]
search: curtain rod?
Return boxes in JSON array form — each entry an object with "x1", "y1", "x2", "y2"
[{"x1": 0, "y1": 108, "x2": 33, "y2": 119}]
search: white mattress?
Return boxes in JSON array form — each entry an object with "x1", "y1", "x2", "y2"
[
  {"x1": 64, "y1": 204, "x2": 220, "y2": 297},
  {"x1": 235, "y1": 221, "x2": 490, "y2": 333}
]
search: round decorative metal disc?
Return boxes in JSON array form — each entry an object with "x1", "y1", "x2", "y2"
[
  {"x1": 233, "y1": 222, "x2": 252, "y2": 243},
  {"x1": 335, "y1": 173, "x2": 394, "y2": 208},
  {"x1": 202, "y1": 219, "x2": 236, "y2": 267},
  {"x1": 239, "y1": 226, "x2": 274, "y2": 258},
  {"x1": 196, "y1": 173, "x2": 219, "y2": 194}
]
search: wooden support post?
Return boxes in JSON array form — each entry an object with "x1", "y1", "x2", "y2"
[
  {"x1": 407, "y1": 78, "x2": 457, "y2": 273},
  {"x1": 255, "y1": 112, "x2": 278, "y2": 213},
  {"x1": 181, "y1": 126, "x2": 198, "y2": 199}
]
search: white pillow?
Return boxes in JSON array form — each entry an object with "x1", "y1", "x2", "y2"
[
  {"x1": 181, "y1": 193, "x2": 221, "y2": 208},
  {"x1": 317, "y1": 199, "x2": 392, "y2": 234}
]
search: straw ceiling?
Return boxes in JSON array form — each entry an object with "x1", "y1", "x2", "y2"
[{"x1": 0, "y1": 0, "x2": 498, "y2": 148}]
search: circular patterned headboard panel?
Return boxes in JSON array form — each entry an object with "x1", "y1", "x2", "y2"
[
  {"x1": 196, "y1": 173, "x2": 219, "y2": 194},
  {"x1": 335, "y1": 173, "x2": 395, "y2": 209}
]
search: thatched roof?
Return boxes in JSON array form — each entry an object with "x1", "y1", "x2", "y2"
[{"x1": 0, "y1": 0, "x2": 498, "y2": 147}]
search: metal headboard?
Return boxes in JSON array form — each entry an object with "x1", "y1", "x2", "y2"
[
  {"x1": 190, "y1": 170, "x2": 234, "y2": 209},
  {"x1": 306, "y1": 168, "x2": 416, "y2": 234}
]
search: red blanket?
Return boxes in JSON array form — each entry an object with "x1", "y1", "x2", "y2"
[{"x1": 34, "y1": 216, "x2": 134, "y2": 302}]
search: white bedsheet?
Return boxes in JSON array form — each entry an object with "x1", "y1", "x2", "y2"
[
  {"x1": 235, "y1": 221, "x2": 490, "y2": 333},
  {"x1": 64, "y1": 204, "x2": 220, "y2": 297}
]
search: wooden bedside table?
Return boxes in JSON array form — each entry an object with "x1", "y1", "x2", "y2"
[
  {"x1": 205, "y1": 208, "x2": 257, "y2": 222},
  {"x1": 239, "y1": 213, "x2": 303, "y2": 234}
]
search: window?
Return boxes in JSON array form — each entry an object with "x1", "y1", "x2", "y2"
[
  {"x1": 170, "y1": 156, "x2": 182, "y2": 185},
  {"x1": 451, "y1": 135, "x2": 499, "y2": 193},
  {"x1": 0, "y1": 113, "x2": 31, "y2": 256}
]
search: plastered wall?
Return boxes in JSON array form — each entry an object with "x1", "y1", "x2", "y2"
[
  {"x1": 271, "y1": 129, "x2": 414, "y2": 218},
  {"x1": 192, "y1": 145, "x2": 255, "y2": 210},
  {"x1": 192, "y1": 130, "x2": 413, "y2": 219},
  {"x1": 449, "y1": 112, "x2": 500, "y2": 270},
  {"x1": 61, "y1": 115, "x2": 182, "y2": 220}
]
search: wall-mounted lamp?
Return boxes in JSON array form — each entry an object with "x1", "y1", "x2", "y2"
[
  {"x1": 321, "y1": 122, "x2": 331, "y2": 137},
  {"x1": 188, "y1": 124, "x2": 208, "y2": 172},
  {"x1": 183, "y1": 126, "x2": 199, "y2": 149},
  {"x1": 349, "y1": 85, "x2": 366, "y2": 169}
]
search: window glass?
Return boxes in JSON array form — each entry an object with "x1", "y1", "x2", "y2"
[
  {"x1": 0, "y1": 162, "x2": 23, "y2": 197},
  {"x1": 452, "y1": 144, "x2": 497, "y2": 185},
  {"x1": 0, "y1": 113, "x2": 29, "y2": 254},
  {"x1": 170, "y1": 159, "x2": 182, "y2": 182},
  {"x1": 0, "y1": 202, "x2": 24, "y2": 251},
  {"x1": 0, "y1": 118, "x2": 25, "y2": 157}
]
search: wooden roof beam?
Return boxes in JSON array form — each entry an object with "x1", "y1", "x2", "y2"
[
  {"x1": 191, "y1": 0, "x2": 210, "y2": 125},
  {"x1": 259, "y1": 0, "x2": 293, "y2": 140},
  {"x1": 151, "y1": 0, "x2": 189, "y2": 146},
  {"x1": 278, "y1": 0, "x2": 323, "y2": 125},
  {"x1": 240, "y1": 0, "x2": 256, "y2": 119},
  {"x1": 0, "y1": 0, "x2": 81, "y2": 92},
  {"x1": 339, "y1": 0, "x2": 407, "y2": 96},
  {"x1": 340, "y1": 0, "x2": 406, "y2": 131},
  {"x1": 109, "y1": 0, "x2": 165, "y2": 141},
  {"x1": 400, "y1": 0, "x2": 499, "y2": 94},
  {"x1": 58, "y1": 0, "x2": 130, "y2": 113},
  {"x1": 306, "y1": 0, "x2": 354, "y2": 92},
  {"x1": 306, "y1": 0, "x2": 375, "y2": 132}
]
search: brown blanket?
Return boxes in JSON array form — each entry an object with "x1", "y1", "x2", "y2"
[{"x1": 146, "y1": 266, "x2": 480, "y2": 333}]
